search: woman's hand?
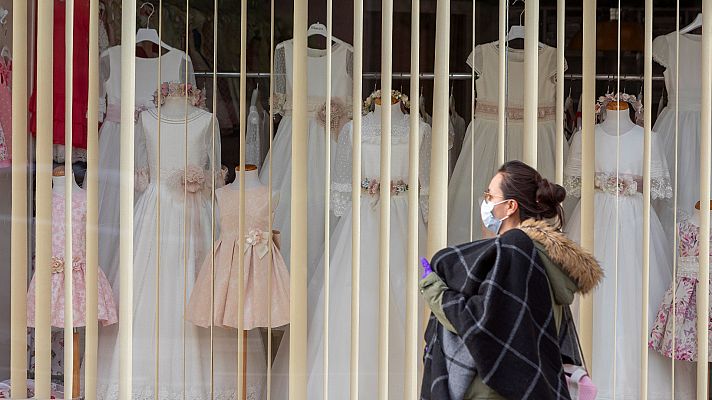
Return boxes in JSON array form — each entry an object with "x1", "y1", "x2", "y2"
[{"x1": 420, "y1": 257, "x2": 433, "y2": 279}]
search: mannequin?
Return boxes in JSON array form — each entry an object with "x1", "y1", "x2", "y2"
[
  {"x1": 52, "y1": 166, "x2": 83, "y2": 194},
  {"x1": 600, "y1": 101, "x2": 636, "y2": 135},
  {"x1": 229, "y1": 164, "x2": 281, "y2": 208},
  {"x1": 373, "y1": 99, "x2": 406, "y2": 119},
  {"x1": 158, "y1": 95, "x2": 202, "y2": 119}
]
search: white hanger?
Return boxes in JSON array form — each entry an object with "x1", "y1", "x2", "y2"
[
  {"x1": 136, "y1": 2, "x2": 176, "y2": 52},
  {"x1": 680, "y1": 13, "x2": 703, "y2": 35},
  {"x1": 0, "y1": 7, "x2": 8, "y2": 25},
  {"x1": 0, "y1": 46, "x2": 10, "y2": 60},
  {"x1": 505, "y1": 0, "x2": 544, "y2": 48},
  {"x1": 250, "y1": 83, "x2": 259, "y2": 107},
  {"x1": 307, "y1": 22, "x2": 347, "y2": 48}
]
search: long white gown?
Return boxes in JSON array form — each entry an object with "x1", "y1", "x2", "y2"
[
  {"x1": 652, "y1": 32, "x2": 704, "y2": 237},
  {"x1": 260, "y1": 40, "x2": 353, "y2": 274},
  {"x1": 447, "y1": 42, "x2": 567, "y2": 245},
  {"x1": 95, "y1": 103, "x2": 267, "y2": 399},
  {"x1": 564, "y1": 125, "x2": 695, "y2": 400},
  {"x1": 270, "y1": 103, "x2": 430, "y2": 399},
  {"x1": 93, "y1": 45, "x2": 196, "y2": 284}
]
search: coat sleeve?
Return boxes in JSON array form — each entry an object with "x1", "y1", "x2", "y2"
[{"x1": 419, "y1": 273, "x2": 457, "y2": 334}]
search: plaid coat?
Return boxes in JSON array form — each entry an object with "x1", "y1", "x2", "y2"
[{"x1": 421, "y1": 221, "x2": 602, "y2": 400}]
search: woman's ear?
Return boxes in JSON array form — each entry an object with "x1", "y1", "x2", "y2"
[{"x1": 506, "y1": 199, "x2": 519, "y2": 218}]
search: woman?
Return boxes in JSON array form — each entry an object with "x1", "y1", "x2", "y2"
[{"x1": 420, "y1": 160, "x2": 603, "y2": 400}]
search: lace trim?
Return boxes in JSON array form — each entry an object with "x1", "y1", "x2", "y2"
[
  {"x1": 96, "y1": 383, "x2": 259, "y2": 400},
  {"x1": 563, "y1": 173, "x2": 672, "y2": 199},
  {"x1": 563, "y1": 175, "x2": 581, "y2": 198},
  {"x1": 475, "y1": 101, "x2": 557, "y2": 121}
]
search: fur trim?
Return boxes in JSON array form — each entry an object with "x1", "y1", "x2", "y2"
[{"x1": 519, "y1": 219, "x2": 603, "y2": 294}]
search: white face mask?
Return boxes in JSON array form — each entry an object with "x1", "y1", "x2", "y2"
[{"x1": 480, "y1": 199, "x2": 510, "y2": 235}]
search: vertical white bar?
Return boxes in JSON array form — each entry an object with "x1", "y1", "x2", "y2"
[
  {"x1": 579, "y1": 0, "x2": 596, "y2": 367},
  {"x1": 522, "y1": 0, "x2": 538, "y2": 167},
  {"x1": 35, "y1": 1, "x2": 54, "y2": 397},
  {"x1": 155, "y1": 0, "x2": 164, "y2": 394},
  {"x1": 64, "y1": 0, "x2": 75, "y2": 395},
  {"x1": 323, "y1": 0, "x2": 333, "y2": 395},
  {"x1": 350, "y1": 0, "x2": 363, "y2": 397},
  {"x1": 698, "y1": 1, "x2": 712, "y2": 397},
  {"x1": 641, "y1": 0, "x2": 653, "y2": 397},
  {"x1": 555, "y1": 0, "x2": 564, "y2": 184},
  {"x1": 427, "y1": 0, "x2": 450, "y2": 257},
  {"x1": 267, "y1": 0, "x2": 275, "y2": 397},
  {"x1": 10, "y1": 0, "x2": 28, "y2": 397},
  {"x1": 497, "y1": 0, "x2": 506, "y2": 165},
  {"x1": 403, "y1": 0, "x2": 419, "y2": 397},
  {"x1": 468, "y1": 0, "x2": 475, "y2": 241},
  {"x1": 210, "y1": 0, "x2": 219, "y2": 396},
  {"x1": 85, "y1": 0, "x2": 100, "y2": 398},
  {"x1": 238, "y1": 0, "x2": 247, "y2": 396},
  {"x1": 289, "y1": 0, "x2": 308, "y2": 397},
  {"x1": 119, "y1": 1, "x2": 137, "y2": 399},
  {"x1": 64, "y1": 0, "x2": 74, "y2": 397},
  {"x1": 378, "y1": 1, "x2": 392, "y2": 398}
]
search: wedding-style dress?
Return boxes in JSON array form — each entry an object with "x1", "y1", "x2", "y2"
[
  {"x1": 93, "y1": 45, "x2": 195, "y2": 284},
  {"x1": 96, "y1": 100, "x2": 266, "y2": 400},
  {"x1": 447, "y1": 42, "x2": 566, "y2": 245},
  {"x1": 270, "y1": 102, "x2": 430, "y2": 400},
  {"x1": 565, "y1": 124, "x2": 694, "y2": 400},
  {"x1": 260, "y1": 39, "x2": 353, "y2": 273}
]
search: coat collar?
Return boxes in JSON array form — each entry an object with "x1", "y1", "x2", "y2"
[{"x1": 518, "y1": 219, "x2": 603, "y2": 294}]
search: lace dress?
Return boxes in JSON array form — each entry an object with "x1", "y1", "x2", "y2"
[
  {"x1": 187, "y1": 184, "x2": 290, "y2": 330},
  {"x1": 0, "y1": 58, "x2": 11, "y2": 168},
  {"x1": 650, "y1": 212, "x2": 712, "y2": 362},
  {"x1": 26, "y1": 190, "x2": 118, "y2": 328},
  {"x1": 565, "y1": 124, "x2": 695, "y2": 400},
  {"x1": 260, "y1": 39, "x2": 353, "y2": 273},
  {"x1": 92, "y1": 45, "x2": 195, "y2": 286},
  {"x1": 652, "y1": 32, "x2": 705, "y2": 235},
  {"x1": 270, "y1": 103, "x2": 431, "y2": 400},
  {"x1": 447, "y1": 42, "x2": 567, "y2": 245},
  {"x1": 96, "y1": 105, "x2": 267, "y2": 400}
]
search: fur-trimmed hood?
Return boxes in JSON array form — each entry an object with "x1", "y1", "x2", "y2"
[{"x1": 519, "y1": 219, "x2": 603, "y2": 295}]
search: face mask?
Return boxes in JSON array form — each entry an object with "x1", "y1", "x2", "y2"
[{"x1": 480, "y1": 199, "x2": 510, "y2": 235}]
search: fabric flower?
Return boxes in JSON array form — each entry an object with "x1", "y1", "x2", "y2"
[
  {"x1": 183, "y1": 165, "x2": 206, "y2": 193},
  {"x1": 317, "y1": 98, "x2": 349, "y2": 141},
  {"x1": 153, "y1": 82, "x2": 207, "y2": 109}
]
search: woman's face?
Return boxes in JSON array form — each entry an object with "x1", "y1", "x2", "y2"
[{"x1": 485, "y1": 173, "x2": 511, "y2": 220}]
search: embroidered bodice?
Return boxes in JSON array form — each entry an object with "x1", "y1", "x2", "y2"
[
  {"x1": 675, "y1": 213, "x2": 712, "y2": 278},
  {"x1": 564, "y1": 125, "x2": 672, "y2": 200},
  {"x1": 134, "y1": 106, "x2": 222, "y2": 196},
  {"x1": 331, "y1": 104, "x2": 432, "y2": 218},
  {"x1": 273, "y1": 39, "x2": 353, "y2": 116},
  {"x1": 52, "y1": 190, "x2": 89, "y2": 263},
  {"x1": 216, "y1": 185, "x2": 273, "y2": 237},
  {"x1": 653, "y1": 33, "x2": 702, "y2": 110},
  {"x1": 99, "y1": 46, "x2": 196, "y2": 121},
  {"x1": 467, "y1": 43, "x2": 566, "y2": 120}
]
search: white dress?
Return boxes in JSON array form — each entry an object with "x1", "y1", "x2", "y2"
[
  {"x1": 270, "y1": 104, "x2": 431, "y2": 399},
  {"x1": 260, "y1": 40, "x2": 353, "y2": 274},
  {"x1": 95, "y1": 105, "x2": 267, "y2": 399},
  {"x1": 447, "y1": 42, "x2": 566, "y2": 245},
  {"x1": 93, "y1": 46, "x2": 196, "y2": 284},
  {"x1": 652, "y1": 32, "x2": 704, "y2": 236},
  {"x1": 564, "y1": 125, "x2": 695, "y2": 400}
]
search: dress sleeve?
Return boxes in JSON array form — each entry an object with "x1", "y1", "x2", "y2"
[
  {"x1": 650, "y1": 132, "x2": 673, "y2": 200},
  {"x1": 563, "y1": 130, "x2": 582, "y2": 198},
  {"x1": 652, "y1": 35, "x2": 669, "y2": 68},
  {"x1": 180, "y1": 55, "x2": 197, "y2": 85},
  {"x1": 134, "y1": 113, "x2": 149, "y2": 193},
  {"x1": 98, "y1": 50, "x2": 111, "y2": 122},
  {"x1": 205, "y1": 114, "x2": 225, "y2": 189},
  {"x1": 331, "y1": 121, "x2": 354, "y2": 217},
  {"x1": 419, "y1": 120, "x2": 433, "y2": 223},
  {"x1": 465, "y1": 45, "x2": 485, "y2": 76},
  {"x1": 273, "y1": 45, "x2": 287, "y2": 114}
]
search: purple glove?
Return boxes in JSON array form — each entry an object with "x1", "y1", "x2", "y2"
[{"x1": 420, "y1": 257, "x2": 433, "y2": 279}]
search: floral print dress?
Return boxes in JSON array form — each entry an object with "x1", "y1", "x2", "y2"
[{"x1": 649, "y1": 212, "x2": 712, "y2": 362}]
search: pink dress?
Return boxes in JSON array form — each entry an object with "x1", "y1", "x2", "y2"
[
  {"x1": 649, "y1": 213, "x2": 712, "y2": 361},
  {"x1": 187, "y1": 185, "x2": 290, "y2": 330},
  {"x1": 27, "y1": 191, "x2": 118, "y2": 328}
]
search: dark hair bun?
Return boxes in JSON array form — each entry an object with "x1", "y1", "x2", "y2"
[{"x1": 536, "y1": 179, "x2": 567, "y2": 218}]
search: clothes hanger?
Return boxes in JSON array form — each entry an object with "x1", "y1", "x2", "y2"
[
  {"x1": 505, "y1": 0, "x2": 544, "y2": 48},
  {"x1": 680, "y1": 13, "x2": 703, "y2": 35},
  {"x1": 136, "y1": 2, "x2": 176, "y2": 52},
  {"x1": 307, "y1": 22, "x2": 347, "y2": 49},
  {"x1": 251, "y1": 83, "x2": 259, "y2": 107}
]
